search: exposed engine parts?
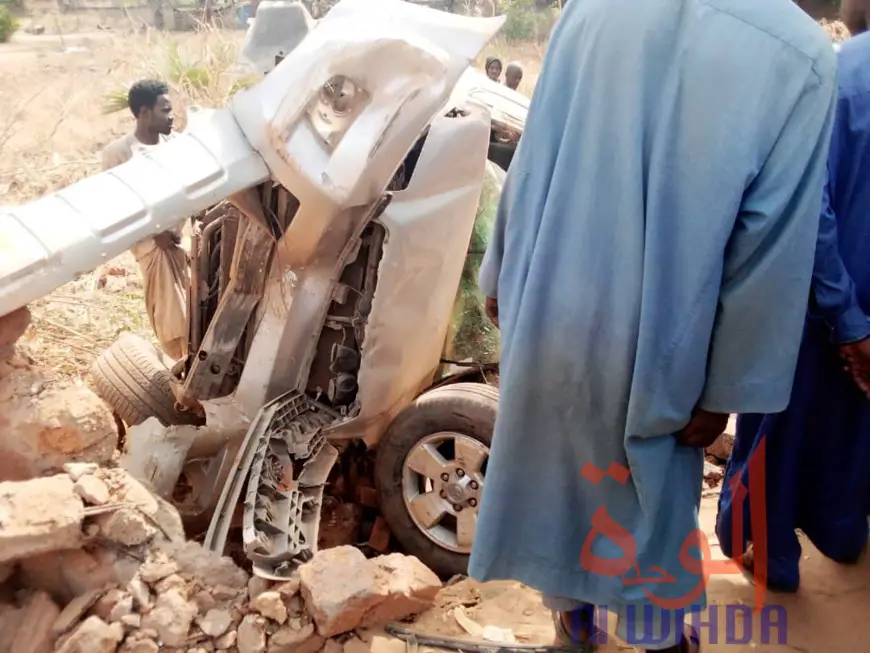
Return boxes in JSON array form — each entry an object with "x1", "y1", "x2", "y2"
[{"x1": 307, "y1": 221, "x2": 385, "y2": 413}]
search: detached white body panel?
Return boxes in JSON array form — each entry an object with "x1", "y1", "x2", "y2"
[
  {"x1": 0, "y1": 0, "x2": 504, "y2": 317},
  {"x1": 0, "y1": 108, "x2": 269, "y2": 314}
]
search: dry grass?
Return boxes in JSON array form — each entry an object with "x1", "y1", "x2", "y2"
[
  {"x1": 0, "y1": 20, "x2": 250, "y2": 379},
  {"x1": 0, "y1": 12, "x2": 543, "y2": 381},
  {"x1": 0, "y1": 29, "x2": 245, "y2": 200}
]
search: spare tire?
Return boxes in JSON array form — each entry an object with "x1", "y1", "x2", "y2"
[{"x1": 90, "y1": 333, "x2": 201, "y2": 427}]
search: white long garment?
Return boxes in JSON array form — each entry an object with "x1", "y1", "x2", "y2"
[
  {"x1": 101, "y1": 133, "x2": 189, "y2": 360},
  {"x1": 469, "y1": 0, "x2": 836, "y2": 620}
]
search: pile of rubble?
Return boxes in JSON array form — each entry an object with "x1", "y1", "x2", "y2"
[
  {"x1": 0, "y1": 308, "x2": 442, "y2": 653},
  {"x1": 0, "y1": 463, "x2": 442, "y2": 653},
  {"x1": 0, "y1": 307, "x2": 118, "y2": 482}
]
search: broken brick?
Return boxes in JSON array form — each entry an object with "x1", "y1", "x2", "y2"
[{"x1": 0, "y1": 475, "x2": 83, "y2": 563}]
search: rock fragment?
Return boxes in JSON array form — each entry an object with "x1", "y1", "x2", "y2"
[
  {"x1": 274, "y1": 579, "x2": 300, "y2": 598},
  {"x1": 299, "y1": 546, "x2": 381, "y2": 637},
  {"x1": 108, "y1": 593, "x2": 134, "y2": 622},
  {"x1": 139, "y1": 556, "x2": 179, "y2": 584},
  {"x1": 120, "y1": 613, "x2": 141, "y2": 629},
  {"x1": 140, "y1": 588, "x2": 196, "y2": 647},
  {"x1": 96, "y1": 469, "x2": 185, "y2": 542},
  {"x1": 362, "y1": 553, "x2": 442, "y2": 626},
  {"x1": 63, "y1": 462, "x2": 99, "y2": 482},
  {"x1": 97, "y1": 507, "x2": 155, "y2": 546},
  {"x1": 237, "y1": 614, "x2": 267, "y2": 653},
  {"x1": 0, "y1": 474, "x2": 83, "y2": 563},
  {"x1": 192, "y1": 589, "x2": 216, "y2": 613},
  {"x1": 0, "y1": 375, "x2": 118, "y2": 481},
  {"x1": 73, "y1": 474, "x2": 110, "y2": 505},
  {"x1": 120, "y1": 636, "x2": 159, "y2": 653},
  {"x1": 214, "y1": 629, "x2": 237, "y2": 650},
  {"x1": 300, "y1": 547, "x2": 442, "y2": 637},
  {"x1": 55, "y1": 616, "x2": 123, "y2": 653},
  {"x1": 158, "y1": 540, "x2": 247, "y2": 589},
  {"x1": 91, "y1": 588, "x2": 127, "y2": 621},
  {"x1": 252, "y1": 590, "x2": 287, "y2": 624},
  {"x1": 267, "y1": 623, "x2": 323, "y2": 653},
  {"x1": 127, "y1": 578, "x2": 152, "y2": 611},
  {"x1": 198, "y1": 608, "x2": 232, "y2": 637}
]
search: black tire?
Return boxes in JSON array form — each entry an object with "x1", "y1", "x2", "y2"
[
  {"x1": 374, "y1": 382, "x2": 498, "y2": 578},
  {"x1": 90, "y1": 333, "x2": 200, "y2": 427}
]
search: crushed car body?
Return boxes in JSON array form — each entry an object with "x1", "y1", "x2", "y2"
[{"x1": 0, "y1": 0, "x2": 529, "y2": 579}]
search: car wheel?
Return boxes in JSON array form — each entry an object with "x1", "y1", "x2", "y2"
[{"x1": 374, "y1": 382, "x2": 497, "y2": 577}]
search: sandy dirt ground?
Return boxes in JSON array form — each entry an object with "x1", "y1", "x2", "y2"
[{"x1": 406, "y1": 493, "x2": 870, "y2": 653}]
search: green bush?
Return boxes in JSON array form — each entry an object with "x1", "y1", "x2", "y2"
[
  {"x1": 442, "y1": 162, "x2": 504, "y2": 366},
  {"x1": 501, "y1": 0, "x2": 557, "y2": 42},
  {"x1": 0, "y1": 7, "x2": 20, "y2": 44}
]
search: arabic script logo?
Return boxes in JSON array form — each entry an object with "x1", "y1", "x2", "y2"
[{"x1": 579, "y1": 437, "x2": 768, "y2": 611}]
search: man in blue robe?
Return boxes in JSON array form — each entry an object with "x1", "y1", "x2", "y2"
[
  {"x1": 717, "y1": 31, "x2": 870, "y2": 595},
  {"x1": 469, "y1": 0, "x2": 836, "y2": 650}
]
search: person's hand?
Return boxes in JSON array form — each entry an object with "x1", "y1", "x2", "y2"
[
  {"x1": 485, "y1": 296, "x2": 499, "y2": 329},
  {"x1": 675, "y1": 408, "x2": 729, "y2": 449},
  {"x1": 492, "y1": 123, "x2": 520, "y2": 143},
  {"x1": 153, "y1": 230, "x2": 181, "y2": 250},
  {"x1": 840, "y1": 337, "x2": 870, "y2": 398}
]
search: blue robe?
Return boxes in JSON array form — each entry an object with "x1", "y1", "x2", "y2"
[
  {"x1": 468, "y1": 0, "x2": 836, "y2": 639},
  {"x1": 717, "y1": 32, "x2": 870, "y2": 593}
]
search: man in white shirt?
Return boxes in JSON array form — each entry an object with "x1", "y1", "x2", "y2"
[{"x1": 102, "y1": 79, "x2": 189, "y2": 361}]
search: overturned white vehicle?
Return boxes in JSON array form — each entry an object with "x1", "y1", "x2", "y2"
[{"x1": 0, "y1": 0, "x2": 527, "y2": 578}]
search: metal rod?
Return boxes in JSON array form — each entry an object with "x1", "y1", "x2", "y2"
[{"x1": 384, "y1": 625, "x2": 588, "y2": 653}]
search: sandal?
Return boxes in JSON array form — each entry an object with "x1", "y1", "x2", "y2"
[{"x1": 552, "y1": 604, "x2": 603, "y2": 651}]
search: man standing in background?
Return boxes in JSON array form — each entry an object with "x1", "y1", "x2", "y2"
[
  {"x1": 504, "y1": 62, "x2": 523, "y2": 91},
  {"x1": 470, "y1": 0, "x2": 836, "y2": 651},
  {"x1": 102, "y1": 79, "x2": 189, "y2": 361},
  {"x1": 718, "y1": 29, "x2": 870, "y2": 595}
]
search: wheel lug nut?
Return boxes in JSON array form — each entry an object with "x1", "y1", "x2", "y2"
[
  {"x1": 469, "y1": 498, "x2": 477, "y2": 507},
  {"x1": 456, "y1": 469, "x2": 465, "y2": 478},
  {"x1": 454, "y1": 504, "x2": 463, "y2": 512},
  {"x1": 440, "y1": 473, "x2": 450, "y2": 481},
  {"x1": 469, "y1": 481, "x2": 478, "y2": 490}
]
